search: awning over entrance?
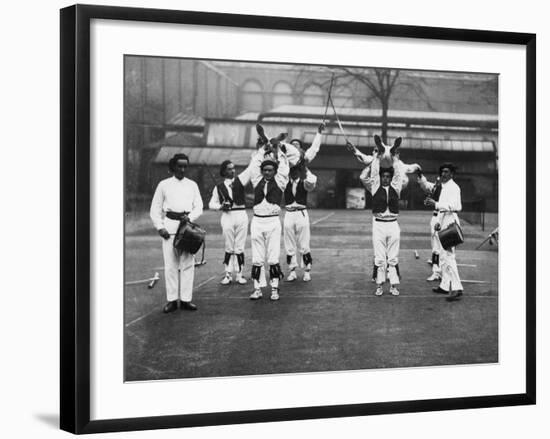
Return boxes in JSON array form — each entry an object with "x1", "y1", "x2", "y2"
[{"x1": 154, "y1": 146, "x2": 255, "y2": 167}]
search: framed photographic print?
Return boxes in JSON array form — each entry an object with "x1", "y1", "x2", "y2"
[{"x1": 60, "y1": 4, "x2": 536, "y2": 434}]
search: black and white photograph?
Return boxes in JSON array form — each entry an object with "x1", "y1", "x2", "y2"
[{"x1": 124, "y1": 57, "x2": 499, "y2": 381}]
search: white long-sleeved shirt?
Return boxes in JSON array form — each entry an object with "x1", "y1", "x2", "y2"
[
  {"x1": 360, "y1": 157, "x2": 405, "y2": 219},
  {"x1": 150, "y1": 176, "x2": 203, "y2": 234},
  {"x1": 252, "y1": 149, "x2": 290, "y2": 216},
  {"x1": 304, "y1": 132, "x2": 323, "y2": 164},
  {"x1": 360, "y1": 156, "x2": 404, "y2": 196},
  {"x1": 418, "y1": 175, "x2": 462, "y2": 225},
  {"x1": 286, "y1": 169, "x2": 317, "y2": 209},
  {"x1": 208, "y1": 178, "x2": 246, "y2": 211}
]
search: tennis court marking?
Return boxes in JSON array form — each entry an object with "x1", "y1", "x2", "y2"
[
  {"x1": 311, "y1": 212, "x2": 335, "y2": 225},
  {"x1": 196, "y1": 294, "x2": 496, "y2": 300},
  {"x1": 125, "y1": 274, "x2": 218, "y2": 328}
]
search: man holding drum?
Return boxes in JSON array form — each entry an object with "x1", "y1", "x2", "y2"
[
  {"x1": 418, "y1": 163, "x2": 464, "y2": 301},
  {"x1": 150, "y1": 153, "x2": 204, "y2": 313}
]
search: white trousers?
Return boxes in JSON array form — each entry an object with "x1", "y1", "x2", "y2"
[
  {"x1": 283, "y1": 210, "x2": 311, "y2": 269},
  {"x1": 438, "y1": 213, "x2": 463, "y2": 292},
  {"x1": 372, "y1": 218, "x2": 400, "y2": 285},
  {"x1": 221, "y1": 210, "x2": 248, "y2": 254},
  {"x1": 221, "y1": 210, "x2": 248, "y2": 273},
  {"x1": 430, "y1": 214, "x2": 442, "y2": 275},
  {"x1": 251, "y1": 216, "x2": 281, "y2": 289},
  {"x1": 161, "y1": 236, "x2": 194, "y2": 302}
]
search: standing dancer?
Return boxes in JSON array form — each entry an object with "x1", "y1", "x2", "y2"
[
  {"x1": 360, "y1": 138, "x2": 405, "y2": 296},
  {"x1": 283, "y1": 123, "x2": 325, "y2": 282},
  {"x1": 248, "y1": 135, "x2": 290, "y2": 301},
  {"x1": 208, "y1": 160, "x2": 249, "y2": 285}
]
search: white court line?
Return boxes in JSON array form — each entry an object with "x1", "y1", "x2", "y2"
[
  {"x1": 457, "y1": 264, "x2": 477, "y2": 267},
  {"x1": 125, "y1": 274, "x2": 218, "y2": 328},
  {"x1": 311, "y1": 212, "x2": 335, "y2": 226},
  {"x1": 461, "y1": 279, "x2": 491, "y2": 284},
  {"x1": 197, "y1": 295, "x2": 497, "y2": 300}
]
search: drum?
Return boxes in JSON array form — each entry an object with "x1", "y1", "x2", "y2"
[
  {"x1": 173, "y1": 221, "x2": 206, "y2": 255},
  {"x1": 438, "y1": 222, "x2": 464, "y2": 250}
]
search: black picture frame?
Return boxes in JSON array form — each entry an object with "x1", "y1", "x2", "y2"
[{"x1": 60, "y1": 4, "x2": 536, "y2": 434}]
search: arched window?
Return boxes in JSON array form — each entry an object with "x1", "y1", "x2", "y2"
[
  {"x1": 241, "y1": 79, "x2": 264, "y2": 112},
  {"x1": 272, "y1": 81, "x2": 294, "y2": 108},
  {"x1": 301, "y1": 83, "x2": 325, "y2": 106},
  {"x1": 331, "y1": 86, "x2": 354, "y2": 108}
]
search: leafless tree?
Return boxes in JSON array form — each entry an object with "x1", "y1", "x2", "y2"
[{"x1": 292, "y1": 66, "x2": 434, "y2": 143}]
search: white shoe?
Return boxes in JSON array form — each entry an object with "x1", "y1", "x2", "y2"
[
  {"x1": 220, "y1": 274, "x2": 232, "y2": 285},
  {"x1": 303, "y1": 271, "x2": 311, "y2": 282},
  {"x1": 375, "y1": 286, "x2": 384, "y2": 296},
  {"x1": 426, "y1": 273, "x2": 441, "y2": 282},
  {"x1": 270, "y1": 289, "x2": 280, "y2": 301},
  {"x1": 286, "y1": 270, "x2": 297, "y2": 282},
  {"x1": 236, "y1": 275, "x2": 247, "y2": 285},
  {"x1": 390, "y1": 286, "x2": 400, "y2": 296},
  {"x1": 249, "y1": 289, "x2": 262, "y2": 300}
]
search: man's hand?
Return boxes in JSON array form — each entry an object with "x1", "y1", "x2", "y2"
[
  {"x1": 424, "y1": 197, "x2": 436, "y2": 208},
  {"x1": 158, "y1": 228, "x2": 170, "y2": 240},
  {"x1": 415, "y1": 165, "x2": 423, "y2": 177},
  {"x1": 346, "y1": 141, "x2": 357, "y2": 153},
  {"x1": 318, "y1": 122, "x2": 326, "y2": 134},
  {"x1": 434, "y1": 222, "x2": 441, "y2": 232}
]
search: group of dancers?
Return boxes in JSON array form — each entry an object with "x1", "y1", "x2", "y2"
[{"x1": 149, "y1": 122, "x2": 465, "y2": 313}]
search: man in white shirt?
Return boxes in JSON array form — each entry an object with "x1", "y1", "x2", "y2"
[
  {"x1": 360, "y1": 149, "x2": 405, "y2": 296},
  {"x1": 208, "y1": 160, "x2": 250, "y2": 285},
  {"x1": 289, "y1": 122, "x2": 325, "y2": 165},
  {"x1": 283, "y1": 166, "x2": 317, "y2": 282},
  {"x1": 419, "y1": 163, "x2": 464, "y2": 301},
  {"x1": 150, "y1": 153, "x2": 204, "y2": 313},
  {"x1": 248, "y1": 139, "x2": 290, "y2": 301},
  {"x1": 283, "y1": 123, "x2": 325, "y2": 282}
]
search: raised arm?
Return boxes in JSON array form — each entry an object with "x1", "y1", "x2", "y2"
[
  {"x1": 239, "y1": 149, "x2": 264, "y2": 187},
  {"x1": 149, "y1": 182, "x2": 165, "y2": 231},
  {"x1": 346, "y1": 141, "x2": 374, "y2": 166},
  {"x1": 274, "y1": 151, "x2": 290, "y2": 191},
  {"x1": 360, "y1": 156, "x2": 380, "y2": 194},
  {"x1": 416, "y1": 168, "x2": 435, "y2": 194},
  {"x1": 390, "y1": 156, "x2": 405, "y2": 196},
  {"x1": 304, "y1": 123, "x2": 326, "y2": 164}
]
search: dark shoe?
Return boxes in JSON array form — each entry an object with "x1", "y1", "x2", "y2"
[
  {"x1": 162, "y1": 300, "x2": 178, "y2": 313},
  {"x1": 446, "y1": 290, "x2": 463, "y2": 302},
  {"x1": 181, "y1": 301, "x2": 198, "y2": 311},
  {"x1": 432, "y1": 287, "x2": 449, "y2": 294}
]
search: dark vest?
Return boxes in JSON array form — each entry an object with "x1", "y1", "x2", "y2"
[
  {"x1": 284, "y1": 179, "x2": 308, "y2": 206},
  {"x1": 372, "y1": 185, "x2": 399, "y2": 214},
  {"x1": 254, "y1": 179, "x2": 283, "y2": 206},
  {"x1": 432, "y1": 182, "x2": 442, "y2": 202},
  {"x1": 216, "y1": 178, "x2": 245, "y2": 206}
]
